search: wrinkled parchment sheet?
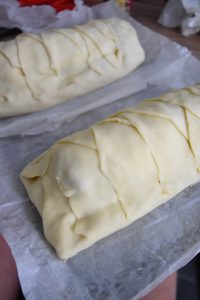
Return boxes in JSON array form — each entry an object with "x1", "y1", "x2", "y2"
[
  {"x1": 0, "y1": 0, "x2": 86, "y2": 32},
  {"x1": 1, "y1": 1, "x2": 200, "y2": 138},
  {"x1": 1, "y1": 2, "x2": 200, "y2": 300}
]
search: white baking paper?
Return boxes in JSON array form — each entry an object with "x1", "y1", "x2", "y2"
[
  {"x1": 0, "y1": 0, "x2": 90, "y2": 33},
  {"x1": 1, "y1": 1, "x2": 200, "y2": 138},
  {"x1": 1, "y1": 2, "x2": 200, "y2": 300}
]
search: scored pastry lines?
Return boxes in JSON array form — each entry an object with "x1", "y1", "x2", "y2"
[
  {"x1": 152, "y1": 96, "x2": 200, "y2": 163},
  {"x1": 73, "y1": 27, "x2": 102, "y2": 76},
  {"x1": 50, "y1": 29, "x2": 88, "y2": 83},
  {"x1": 91, "y1": 19, "x2": 115, "y2": 41},
  {"x1": 120, "y1": 107, "x2": 195, "y2": 161},
  {"x1": 119, "y1": 110, "x2": 198, "y2": 193},
  {"x1": 21, "y1": 34, "x2": 58, "y2": 82},
  {"x1": 74, "y1": 24, "x2": 122, "y2": 70},
  {"x1": 52, "y1": 30, "x2": 83, "y2": 54},
  {"x1": 139, "y1": 95, "x2": 200, "y2": 158},
  {"x1": 65, "y1": 194, "x2": 87, "y2": 240},
  {"x1": 109, "y1": 113, "x2": 162, "y2": 186},
  {"x1": 91, "y1": 127, "x2": 128, "y2": 220},
  {"x1": 74, "y1": 25, "x2": 107, "y2": 55},
  {"x1": 39, "y1": 33, "x2": 59, "y2": 76},
  {"x1": 0, "y1": 42, "x2": 24, "y2": 76},
  {"x1": 182, "y1": 107, "x2": 195, "y2": 159},
  {"x1": 55, "y1": 138, "x2": 96, "y2": 152},
  {"x1": 106, "y1": 19, "x2": 123, "y2": 63},
  {"x1": 0, "y1": 41, "x2": 21, "y2": 68},
  {"x1": 43, "y1": 148, "x2": 86, "y2": 239},
  {"x1": 17, "y1": 33, "x2": 69, "y2": 100},
  {"x1": 0, "y1": 50, "x2": 17, "y2": 69},
  {"x1": 148, "y1": 96, "x2": 200, "y2": 121},
  {"x1": 121, "y1": 109, "x2": 187, "y2": 138},
  {"x1": 134, "y1": 98, "x2": 188, "y2": 136},
  {"x1": 40, "y1": 30, "x2": 87, "y2": 84},
  {"x1": 158, "y1": 90, "x2": 200, "y2": 119},
  {"x1": 100, "y1": 19, "x2": 123, "y2": 66},
  {"x1": 15, "y1": 37, "x2": 39, "y2": 102},
  {"x1": 183, "y1": 108, "x2": 200, "y2": 171}
]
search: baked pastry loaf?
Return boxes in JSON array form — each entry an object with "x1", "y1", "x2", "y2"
[
  {"x1": 21, "y1": 84, "x2": 200, "y2": 259},
  {"x1": 0, "y1": 18, "x2": 145, "y2": 117}
]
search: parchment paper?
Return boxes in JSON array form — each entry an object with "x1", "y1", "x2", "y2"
[
  {"x1": 0, "y1": 0, "x2": 87, "y2": 32},
  {"x1": 1, "y1": 1, "x2": 200, "y2": 138},
  {"x1": 1, "y1": 2, "x2": 200, "y2": 300}
]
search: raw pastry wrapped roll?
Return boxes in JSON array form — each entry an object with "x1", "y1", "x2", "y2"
[
  {"x1": 0, "y1": 18, "x2": 145, "y2": 117},
  {"x1": 21, "y1": 84, "x2": 200, "y2": 260}
]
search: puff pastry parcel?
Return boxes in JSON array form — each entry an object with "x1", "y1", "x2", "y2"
[
  {"x1": 21, "y1": 84, "x2": 200, "y2": 260},
  {"x1": 0, "y1": 18, "x2": 145, "y2": 117}
]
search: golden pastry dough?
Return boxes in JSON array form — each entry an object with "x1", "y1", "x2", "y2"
[
  {"x1": 21, "y1": 84, "x2": 200, "y2": 260},
  {"x1": 0, "y1": 18, "x2": 145, "y2": 117}
]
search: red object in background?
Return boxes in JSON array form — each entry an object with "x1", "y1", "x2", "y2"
[
  {"x1": 19, "y1": 0, "x2": 75, "y2": 12},
  {"x1": 51, "y1": 0, "x2": 75, "y2": 11}
]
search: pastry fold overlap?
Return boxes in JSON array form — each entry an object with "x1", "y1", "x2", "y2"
[
  {"x1": 0, "y1": 18, "x2": 145, "y2": 117},
  {"x1": 21, "y1": 85, "x2": 200, "y2": 259}
]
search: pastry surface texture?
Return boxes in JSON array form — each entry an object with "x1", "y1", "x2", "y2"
[
  {"x1": 21, "y1": 85, "x2": 200, "y2": 259},
  {"x1": 0, "y1": 18, "x2": 145, "y2": 117}
]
